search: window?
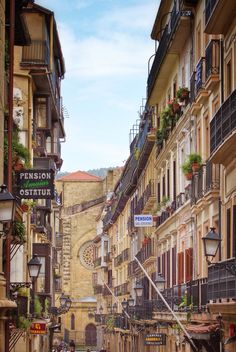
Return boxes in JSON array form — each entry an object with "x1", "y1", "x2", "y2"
[
  {"x1": 196, "y1": 22, "x2": 202, "y2": 62},
  {"x1": 34, "y1": 96, "x2": 51, "y2": 129},
  {"x1": 226, "y1": 57, "x2": 232, "y2": 97},
  {"x1": 38, "y1": 256, "x2": 46, "y2": 292}
]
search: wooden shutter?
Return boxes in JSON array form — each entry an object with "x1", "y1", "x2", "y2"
[
  {"x1": 227, "y1": 208, "x2": 231, "y2": 258},
  {"x1": 157, "y1": 182, "x2": 161, "y2": 203},
  {"x1": 157, "y1": 256, "x2": 161, "y2": 273},
  {"x1": 172, "y1": 246, "x2": 177, "y2": 286},
  {"x1": 162, "y1": 252, "x2": 166, "y2": 278},
  {"x1": 167, "y1": 250, "x2": 170, "y2": 287},
  {"x1": 162, "y1": 175, "x2": 166, "y2": 197},
  {"x1": 185, "y1": 248, "x2": 193, "y2": 282},
  {"x1": 167, "y1": 169, "x2": 170, "y2": 199},
  {"x1": 173, "y1": 160, "x2": 176, "y2": 200},
  {"x1": 178, "y1": 251, "x2": 184, "y2": 284}
]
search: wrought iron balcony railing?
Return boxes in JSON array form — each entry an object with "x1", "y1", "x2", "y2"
[
  {"x1": 208, "y1": 258, "x2": 236, "y2": 301},
  {"x1": 205, "y1": 0, "x2": 217, "y2": 27},
  {"x1": 191, "y1": 160, "x2": 220, "y2": 204},
  {"x1": 210, "y1": 88, "x2": 236, "y2": 155},
  {"x1": 205, "y1": 39, "x2": 220, "y2": 81}
]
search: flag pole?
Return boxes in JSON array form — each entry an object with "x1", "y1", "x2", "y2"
[{"x1": 134, "y1": 256, "x2": 198, "y2": 352}]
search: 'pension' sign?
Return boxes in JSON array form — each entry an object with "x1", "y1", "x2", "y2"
[
  {"x1": 16, "y1": 170, "x2": 54, "y2": 199},
  {"x1": 134, "y1": 215, "x2": 153, "y2": 227}
]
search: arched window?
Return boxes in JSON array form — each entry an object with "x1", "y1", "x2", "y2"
[{"x1": 71, "y1": 313, "x2": 75, "y2": 330}]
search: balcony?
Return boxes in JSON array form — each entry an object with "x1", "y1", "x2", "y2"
[
  {"x1": 205, "y1": 0, "x2": 236, "y2": 35},
  {"x1": 210, "y1": 88, "x2": 236, "y2": 165},
  {"x1": 128, "y1": 260, "x2": 139, "y2": 277},
  {"x1": 136, "y1": 239, "x2": 155, "y2": 265},
  {"x1": 93, "y1": 284, "x2": 103, "y2": 295},
  {"x1": 208, "y1": 258, "x2": 236, "y2": 302},
  {"x1": 191, "y1": 160, "x2": 220, "y2": 205},
  {"x1": 21, "y1": 40, "x2": 50, "y2": 67},
  {"x1": 114, "y1": 254, "x2": 123, "y2": 268},
  {"x1": 142, "y1": 179, "x2": 156, "y2": 213},
  {"x1": 148, "y1": 4, "x2": 192, "y2": 100},
  {"x1": 114, "y1": 282, "x2": 130, "y2": 296},
  {"x1": 205, "y1": 39, "x2": 220, "y2": 90}
]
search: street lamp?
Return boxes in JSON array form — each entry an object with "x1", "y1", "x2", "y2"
[
  {"x1": 60, "y1": 293, "x2": 72, "y2": 310},
  {"x1": 127, "y1": 295, "x2": 135, "y2": 307},
  {"x1": 27, "y1": 254, "x2": 42, "y2": 280},
  {"x1": 0, "y1": 184, "x2": 16, "y2": 224},
  {"x1": 113, "y1": 302, "x2": 117, "y2": 314},
  {"x1": 121, "y1": 298, "x2": 128, "y2": 311},
  {"x1": 202, "y1": 227, "x2": 221, "y2": 262},
  {"x1": 155, "y1": 273, "x2": 165, "y2": 292},
  {"x1": 134, "y1": 281, "x2": 143, "y2": 306},
  {"x1": 99, "y1": 305, "x2": 104, "y2": 315}
]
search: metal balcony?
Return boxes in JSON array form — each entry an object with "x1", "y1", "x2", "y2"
[
  {"x1": 208, "y1": 258, "x2": 236, "y2": 301},
  {"x1": 205, "y1": 0, "x2": 236, "y2": 35},
  {"x1": 191, "y1": 160, "x2": 220, "y2": 205},
  {"x1": 210, "y1": 88, "x2": 236, "y2": 163},
  {"x1": 21, "y1": 40, "x2": 50, "y2": 66}
]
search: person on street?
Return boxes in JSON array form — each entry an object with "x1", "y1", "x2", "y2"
[{"x1": 69, "y1": 340, "x2": 75, "y2": 352}]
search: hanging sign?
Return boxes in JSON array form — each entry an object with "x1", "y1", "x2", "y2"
[
  {"x1": 144, "y1": 333, "x2": 166, "y2": 346},
  {"x1": 134, "y1": 214, "x2": 153, "y2": 227},
  {"x1": 15, "y1": 169, "x2": 54, "y2": 199},
  {"x1": 30, "y1": 322, "x2": 47, "y2": 335}
]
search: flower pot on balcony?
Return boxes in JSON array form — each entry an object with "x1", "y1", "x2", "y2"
[
  {"x1": 191, "y1": 162, "x2": 200, "y2": 172},
  {"x1": 185, "y1": 172, "x2": 193, "y2": 181}
]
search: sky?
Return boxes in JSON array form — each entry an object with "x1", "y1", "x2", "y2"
[{"x1": 37, "y1": 0, "x2": 159, "y2": 172}]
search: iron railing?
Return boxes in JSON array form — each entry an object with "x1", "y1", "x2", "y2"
[
  {"x1": 208, "y1": 258, "x2": 236, "y2": 301},
  {"x1": 210, "y1": 88, "x2": 236, "y2": 154},
  {"x1": 191, "y1": 160, "x2": 220, "y2": 204},
  {"x1": 205, "y1": 0, "x2": 217, "y2": 26},
  {"x1": 205, "y1": 39, "x2": 220, "y2": 80}
]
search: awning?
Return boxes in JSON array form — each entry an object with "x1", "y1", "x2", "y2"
[{"x1": 186, "y1": 323, "x2": 220, "y2": 340}]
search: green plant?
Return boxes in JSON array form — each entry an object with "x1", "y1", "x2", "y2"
[
  {"x1": 156, "y1": 129, "x2": 164, "y2": 145},
  {"x1": 34, "y1": 295, "x2": 43, "y2": 318},
  {"x1": 4, "y1": 124, "x2": 30, "y2": 169},
  {"x1": 188, "y1": 153, "x2": 202, "y2": 165},
  {"x1": 106, "y1": 315, "x2": 115, "y2": 332},
  {"x1": 13, "y1": 221, "x2": 26, "y2": 243},
  {"x1": 44, "y1": 297, "x2": 50, "y2": 317},
  {"x1": 134, "y1": 147, "x2": 140, "y2": 160},
  {"x1": 17, "y1": 287, "x2": 29, "y2": 298},
  {"x1": 161, "y1": 196, "x2": 169, "y2": 207},
  {"x1": 176, "y1": 87, "x2": 190, "y2": 101},
  {"x1": 18, "y1": 316, "x2": 31, "y2": 330},
  {"x1": 181, "y1": 160, "x2": 192, "y2": 175}
]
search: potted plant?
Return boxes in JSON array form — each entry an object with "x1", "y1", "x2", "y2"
[
  {"x1": 176, "y1": 87, "x2": 190, "y2": 102},
  {"x1": 21, "y1": 199, "x2": 36, "y2": 212},
  {"x1": 167, "y1": 99, "x2": 181, "y2": 115},
  {"x1": 181, "y1": 160, "x2": 193, "y2": 180},
  {"x1": 13, "y1": 220, "x2": 26, "y2": 243},
  {"x1": 188, "y1": 153, "x2": 202, "y2": 172}
]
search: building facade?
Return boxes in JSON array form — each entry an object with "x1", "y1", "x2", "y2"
[
  {"x1": 93, "y1": 1, "x2": 236, "y2": 352},
  {"x1": 0, "y1": 1, "x2": 66, "y2": 351}
]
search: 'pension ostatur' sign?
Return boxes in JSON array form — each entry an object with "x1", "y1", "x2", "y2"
[
  {"x1": 16, "y1": 170, "x2": 54, "y2": 199},
  {"x1": 134, "y1": 215, "x2": 153, "y2": 227}
]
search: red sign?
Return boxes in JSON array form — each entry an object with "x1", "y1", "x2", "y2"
[{"x1": 30, "y1": 322, "x2": 47, "y2": 335}]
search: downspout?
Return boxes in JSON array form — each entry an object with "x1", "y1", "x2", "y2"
[{"x1": 50, "y1": 14, "x2": 54, "y2": 72}]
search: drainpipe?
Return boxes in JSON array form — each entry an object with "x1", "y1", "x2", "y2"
[{"x1": 50, "y1": 14, "x2": 53, "y2": 72}]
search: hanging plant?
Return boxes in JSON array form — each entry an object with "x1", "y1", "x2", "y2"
[
  {"x1": 13, "y1": 221, "x2": 26, "y2": 243},
  {"x1": 34, "y1": 295, "x2": 43, "y2": 318},
  {"x1": 176, "y1": 87, "x2": 190, "y2": 102}
]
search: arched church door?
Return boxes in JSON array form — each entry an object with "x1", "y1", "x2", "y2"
[{"x1": 85, "y1": 323, "x2": 97, "y2": 346}]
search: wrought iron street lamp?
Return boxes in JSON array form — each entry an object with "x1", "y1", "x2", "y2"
[
  {"x1": 127, "y1": 295, "x2": 135, "y2": 307},
  {"x1": 155, "y1": 273, "x2": 165, "y2": 292},
  {"x1": 202, "y1": 227, "x2": 221, "y2": 261},
  {"x1": 134, "y1": 282, "x2": 143, "y2": 298},
  {"x1": 0, "y1": 184, "x2": 16, "y2": 224},
  {"x1": 121, "y1": 298, "x2": 128, "y2": 311},
  {"x1": 27, "y1": 254, "x2": 42, "y2": 280}
]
